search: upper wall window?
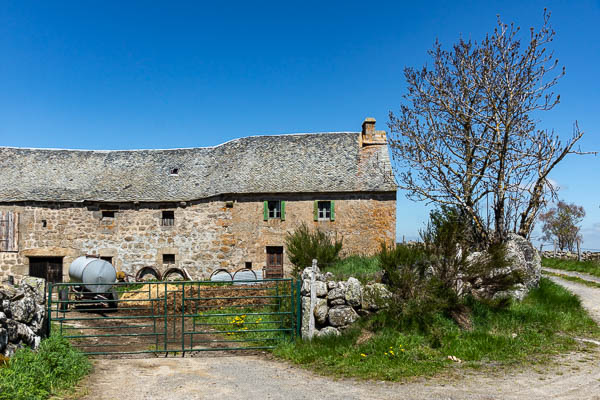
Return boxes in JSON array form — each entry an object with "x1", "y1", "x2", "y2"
[
  {"x1": 314, "y1": 201, "x2": 335, "y2": 221},
  {"x1": 263, "y1": 201, "x2": 286, "y2": 221},
  {"x1": 101, "y1": 210, "x2": 115, "y2": 219},
  {"x1": 161, "y1": 211, "x2": 175, "y2": 226}
]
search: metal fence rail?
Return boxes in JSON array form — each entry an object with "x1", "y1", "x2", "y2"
[{"x1": 48, "y1": 279, "x2": 301, "y2": 356}]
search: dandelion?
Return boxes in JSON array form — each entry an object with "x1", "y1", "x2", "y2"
[
  {"x1": 389, "y1": 350, "x2": 395, "y2": 356},
  {"x1": 360, "y1": 353, "x2": 367, "y2": 358}
]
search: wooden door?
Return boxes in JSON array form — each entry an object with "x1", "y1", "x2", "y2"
[
  {"x1": 29, "y1": 257, "x2": 63, "y2": 283},
  {"x1": 265, "y1": 246, "x2": 283, "y2": 278}
]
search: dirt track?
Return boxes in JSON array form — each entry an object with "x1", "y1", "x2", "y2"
[{"x1": 79, "y1": 277, "x2": 600, "y2": 400}]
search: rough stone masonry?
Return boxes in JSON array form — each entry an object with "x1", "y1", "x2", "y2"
[
  {"x1": 300, "y1": 265, "x2": 392, "y2": 339},
  {"x1": 0, "y1": 276, "x2": 47, "y2": 357},
  {"x1": 0, "y1": 119, "x2": 396, "y2": 282}
]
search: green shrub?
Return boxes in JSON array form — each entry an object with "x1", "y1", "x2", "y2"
[
  {"x1": 274, "y1": 278, "x2": 600, "y2": 381},
  {"x1": 285, "y1": 223, "x2": 343, "y2": 276},
  {"x1": 0, "y1": 335, "x2": 91, "y2": 400},
  {"x1": 379, "y1": 207, "x2": 523, "y2": 331}
]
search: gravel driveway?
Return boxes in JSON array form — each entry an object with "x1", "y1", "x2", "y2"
[{"x1": 80, "y1": 277, "x2": 600, "y2": 400}]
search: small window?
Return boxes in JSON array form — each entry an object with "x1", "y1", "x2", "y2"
[
  {"x1": 161, "y1": 211, "x2": 175, "y2": 226},
  {"x1": 41, "y1": 220, "x2": 47, "y2": 228},
  {"x1": 163, "y1": 254, "x2": 175, "y2": 265},
  {"x1": 170, "y1": 168, "x2": 179, "y2": 176},
  {"x1": 314, "y1": 201, "x2": 335, "y2": 221},
  {"x1": 268, "y1": 201, "x2": 281, "y2": 219},
  {"x1": 102, "y1": 210, "x2": 115, "y2": 219},
  {"x1": 263, "y1": 201, "x2": 286, "y2": 221}
]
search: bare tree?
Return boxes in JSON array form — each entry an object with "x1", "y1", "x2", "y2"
[
  {"x1": 388, "y1": 10, "x2": 591, "y2": 244},
  {"x1": 539, "y1": 201, "x2": 585, "y2": 251}
]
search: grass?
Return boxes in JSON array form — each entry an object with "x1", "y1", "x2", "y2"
[
  {"x1": 0, "y1": 335, "x2": 91, "y2": 400},
  {"x1": 321, "y1": 255, "x2": 382, "y2": 282},
  {"x1": 194, "y1": 306, "x2": 292, "y2": 346},
  {"x1": 273, "y1": 278, "x2": 600, "y2": 381},
  {"x1": 543, "y1": 270, "x2": 600, "y2": 289},
  {"x1": 542, "y1": 257, "x2": 600, "y2": 278}
]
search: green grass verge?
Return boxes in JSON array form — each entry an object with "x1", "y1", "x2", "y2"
[
  {"x1": 543, "y1": 271, "x2": 600, "y2": 289},
  {"x1": 194, "y1": 306, "x2": 293, "y2": 346},
  {"x1": 542, "y1": 257, "x2": 600, "y2": 278},
  {"x1": 0, "y1": 335, "x2": 91, "y2": 400},
  {"x1": 274, "y1": 278, "x2": 600, "y2": 380},
  {"x1": 322, "y1": 255, "x2": 381, "y2": 283}
]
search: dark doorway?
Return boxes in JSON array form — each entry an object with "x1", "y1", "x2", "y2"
[
  {"x1": 100, "y1": 256, "x2": 113, "y2": 264},
  {"x1": 28, "y1": 257, "x2": 63, "y2": 283},
  {"x1": 265, "y1": 246, "x2": 283, "y2": 278}
]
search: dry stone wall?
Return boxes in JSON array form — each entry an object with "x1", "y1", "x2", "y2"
[
  {"x1": 541, "y1": 250, "x2": 600, "y2": 262},
  {"x1": 0, "y1": 192, "x2": 395, "y2": 282},
  {"x1": 300, "y1": 265, "x2": 392, "y2": 339},
  {"x1": 0, "y1": 277, "x2": 47, "y2": 357}
]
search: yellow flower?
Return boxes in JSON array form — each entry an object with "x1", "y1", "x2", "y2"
[
  {"x1": 389, "y1": 350, "x2": 395, "y2": 355},
  {"x1": 401, "y1": 349, "x2": 405, "y2": 352},
  {"x1": 384, "y1": 352, "x2": 388, "y2": 356},
  {"x1": 360, "y1": 353, "x2": 367, "y2": 358}
]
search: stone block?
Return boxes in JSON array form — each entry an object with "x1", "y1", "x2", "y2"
[{"x1": 328, "y1": 306, "x2": 359, "y2": 327}]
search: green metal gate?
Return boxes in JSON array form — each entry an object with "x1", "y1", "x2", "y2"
[{"x1": 47, "y1": 278, "x2": 301, "y2": 355}]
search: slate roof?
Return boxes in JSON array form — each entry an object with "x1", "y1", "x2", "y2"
[{"x1": 0, "y1": 132, "x2": 396, "y2": 203}]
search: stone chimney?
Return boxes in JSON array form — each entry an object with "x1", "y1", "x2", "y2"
[{"x1": 360, "y1": 117, "x2": 387, "y2": 147}]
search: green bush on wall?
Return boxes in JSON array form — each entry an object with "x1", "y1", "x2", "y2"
[{"x1": 285, "y1": 222, "x2": 343, "y2": 276}]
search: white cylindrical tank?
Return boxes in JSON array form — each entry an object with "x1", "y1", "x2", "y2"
[{"x1": 69, "y1": 256, "x2": 117, "y2": 294}]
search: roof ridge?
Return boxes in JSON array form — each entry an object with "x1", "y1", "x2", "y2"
[{"x1": 0, "y1": 131, "x2": 359, "y2": 152}]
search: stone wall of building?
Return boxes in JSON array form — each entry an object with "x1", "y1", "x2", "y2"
[{"x1": 0, "y1": 192, "x2": 395, "y2": 282}]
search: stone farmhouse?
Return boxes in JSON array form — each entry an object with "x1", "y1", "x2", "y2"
[{"x1": 0, "y1": 118, "x2": 396, "y2": 282}]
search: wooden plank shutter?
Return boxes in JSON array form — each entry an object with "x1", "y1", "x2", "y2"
[
  {"x1": 263, "y1": 201, "x2": 269, "y2": 221},
  {"x1": 0, "y1": 211, "x2": 18, "y2": 252},
  {"x1": 313, "y1": 201, "x2": 319, "y2": 221},
  {"x1": 0, "y1": 211, "x2": 6, "y2": 252},
  {"x1": 280, "y1": 201, "x2": 286, "y2": 221},
  {"x1": 330, "y1": 201, "x2": 335, "y2": 221}
]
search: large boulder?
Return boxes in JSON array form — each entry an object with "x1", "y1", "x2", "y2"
[
  {"x1": 21, "y1": 277, "x2": 46, "y2": 305},
  {"x1": 467, "y1": 233, "x2": 541, "y2": 301},
  {"x1": 328, "y1": 305, "x2": 359, "y2": 327},
  {"x1": 301, "y1": 280, "x2": 327, "y2": 297},
  {"x1": 9, "y1": 296, "x2": 36, "y2": 324},
  {"x1": 316, "y1": 326, "x2": 341, "y2": 338},
  {"x1": 0, "y1": 284, "x2": 17, "y2": 301},
  {"x1": 327, "y1": 287, "x2": 345, "y2": 302},
  {"x1": 361, "y1": 283, "x2": 392, "y2": 310},
  {"x1": 313, "y1": 298, "x2": 329, "y2": 325},
  {"x1": 345, "y1": 278, "x2": 362, "y2": 307}
]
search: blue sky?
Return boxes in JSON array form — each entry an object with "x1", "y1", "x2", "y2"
[{"x1": 1, "y1": 1, "x2": 598, "y2": 249}]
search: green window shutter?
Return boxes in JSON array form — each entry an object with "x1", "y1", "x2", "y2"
[
  {"x1": 313, "y1": 201, "x2": 319, "y2": 221},
  {"x1": 263, "y1": 201, "x2": 268, "y2": 221},
  {"x1": 330, "y1": 200, "x2": 335, "y2": 221},
  {"x1": 281, "y1": 201, "x2": 286, "y2": 221}
]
